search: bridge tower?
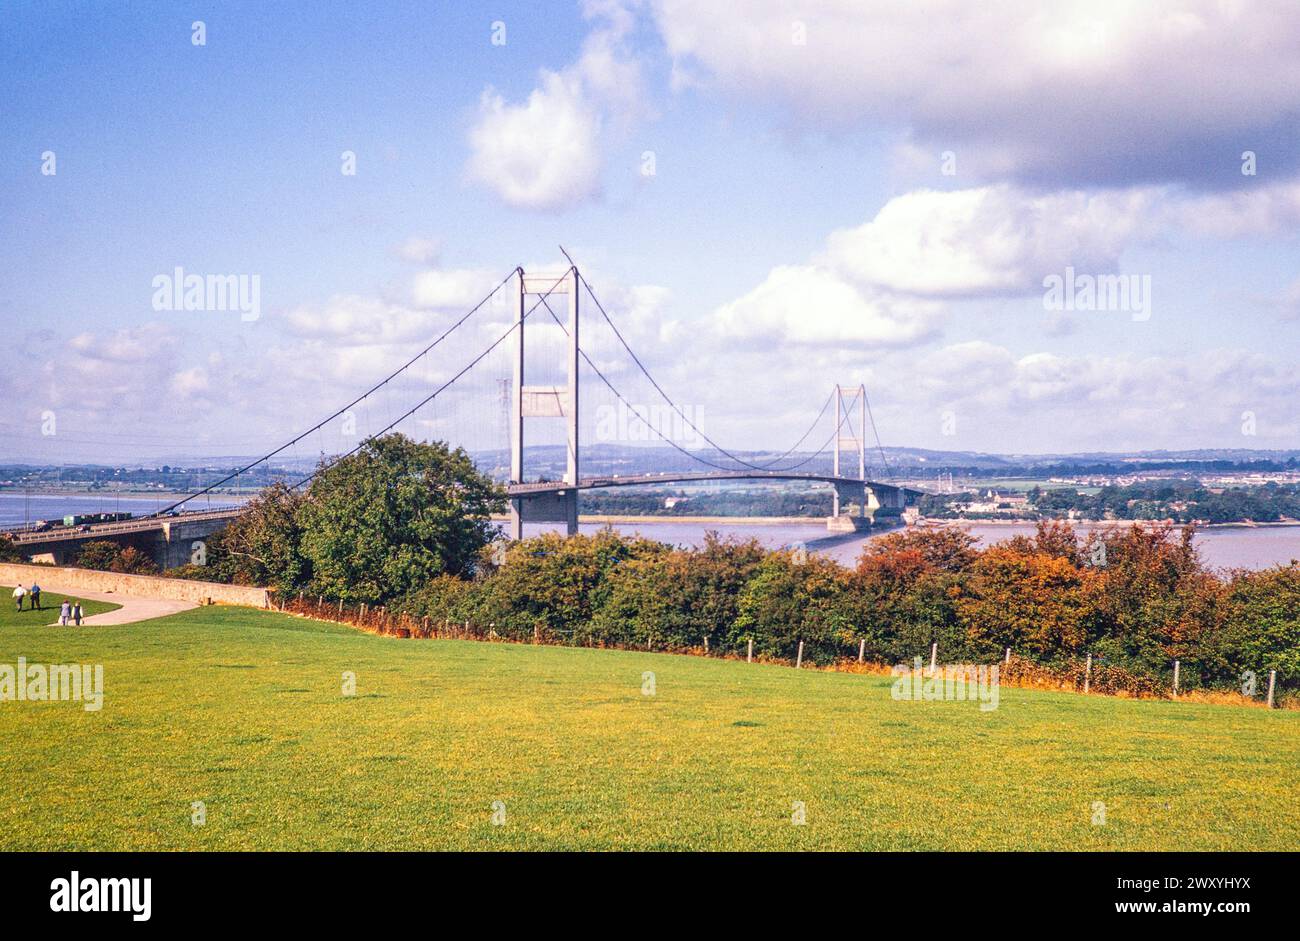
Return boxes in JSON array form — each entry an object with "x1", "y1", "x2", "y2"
[
  {"x1": 832, "y1": 384, "x2": 867, "y2": 519},
  {"x1": 509, "y1": 267, "x2": 580, "y2": 539}
]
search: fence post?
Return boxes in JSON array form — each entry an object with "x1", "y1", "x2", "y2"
[
  {"x1": 858, "y1": 638, "x2": 865, "y2": 663},
  {"x1": 747, "y1": 638, "x2": 753, "y2": 663},
  {"x1": 1173, "y1": 660, "x2": 1180, "y2": 697},
  {"x1": 1084, "y1": 653, "x2": 1092, "y2": 695},
  {"x1": 1267, "y1": 670, "x2": 1277, "y2": 708},
  {"x1": 929, "y1": 642, "x2": 938, "y2": 676},
  {"x1": 338, "y1": 598, "x2": 343, "y2": 615},
  {"x1": 1005, "y1": 647, "x2": 1011, "y2": 664},
  {"x1": 795, "y1": 641, "x2": 804, "y2": 670},
  {"x1": 703, "y1": 636, "x2": 709, "y2": 654}
]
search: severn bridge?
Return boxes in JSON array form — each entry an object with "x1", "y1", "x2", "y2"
[{"x1": 7, "y1": 253, "x2": 921, "y2": 566}]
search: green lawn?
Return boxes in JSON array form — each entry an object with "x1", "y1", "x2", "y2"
[
  {"x1": 0, "y1": 592, "x2": 120, "y2": 627},
  {"x1": 0, "y1": 605, "x2": 1296, "y2": 851}
]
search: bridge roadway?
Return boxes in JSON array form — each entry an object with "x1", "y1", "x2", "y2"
[
  {"x1": 507, "y1": 470, "x2": 905, "y2": 494},
  {"x1": 6, "y1": 508, "x2": 245, "y2": 568}
]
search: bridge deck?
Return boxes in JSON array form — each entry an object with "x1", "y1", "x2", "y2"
[
  {"x1": 507, "y1": 471, "x2": 908, "y2": 495},
  {"x1": 7, "y1": 507, "x2": 244, "y2": 544}
]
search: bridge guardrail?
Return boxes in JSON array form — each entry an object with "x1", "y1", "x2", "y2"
[{"x1": 5, "y1": 507, "x2": 244, "y2": 543}]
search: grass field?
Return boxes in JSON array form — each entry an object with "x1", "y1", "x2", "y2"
[
  {"x1": 1, "y1": 605, "x2": 1297, "y2": 851},
  {"x1": 0, "y1": 592, "x2": 120, "y2": 627}
]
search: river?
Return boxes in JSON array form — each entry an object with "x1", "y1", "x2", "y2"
[{"x1": 520, "y1": 519, "x2": 1300, "y2": 571}]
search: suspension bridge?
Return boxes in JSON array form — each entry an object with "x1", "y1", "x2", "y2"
[{"x1": 9, "y1": 250, "x2": 921, "y2": 566}]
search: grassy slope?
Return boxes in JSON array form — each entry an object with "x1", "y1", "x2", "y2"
[
  {"x1": 0, "y1": 605, "x2": 1296, "y2": 851},
  {"x1": 0, "y1": 592, "x2": 120, "y2": 627}
]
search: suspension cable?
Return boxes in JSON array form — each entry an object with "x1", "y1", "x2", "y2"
[
  {"x1": 146, "y1": 267, "x2": 521, "y2": 517},
  {"x1": 539, "y1": 295, "x2": 853, "y2": 478},
  {"x1": 560, "y1": 246, "x2": 846, "y2": 472},
  {"x1": 291, "y1": 270, "x2": 573, "y2": 492}
]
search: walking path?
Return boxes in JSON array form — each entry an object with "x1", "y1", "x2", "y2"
[{"x1": 34, "y1": 584, "x2": 197, "y2": 626}]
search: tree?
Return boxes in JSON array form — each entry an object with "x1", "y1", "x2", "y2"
[
  {"x1": 589, "y1": 533, "x2": 765, "y2": 651},
  {"x1": 298, "y1": 434, "x2": 505, "y2": 601},
  {"x1": 76, "y1": 540, "x2": 125, "y2": 571},
  {"x1": 0, "y1": 535, "x2": 21, "y2": 563},
  {"x1": 74, "y1": 541, "x2": 159, "y2": 575},
  {"x1": 732, "y1": 551, "x2": 849, "y2": 663},
  {"x1": 211, "y1": 482, "x2": 308, "y2": 591},
  {"x1": 474, "y1": 529, "x2": 667, "y2": 641},
  {"x1": 1083, "y1": 524, "x2": 1203, "y2": 672},
  {"x1": 857, "y1": 527, "x2": 978, "y2": 574},
  {"x1": 954, "y1": 545, "x2": 1098, "y2": 660},
  {"x1": 1213, "y1": 564, "x2": 1300, "y2": 693},
  {"x1": 112, "y1": 546, "x2": 160, "y2": 575}
]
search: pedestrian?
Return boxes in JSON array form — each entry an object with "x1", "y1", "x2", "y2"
[
  {"x1": 59, "y1": 600, "x2": 71, "y2": 626},
  {"x1": 73, "y1": 603, "x2": 83, "y2": 626},
  {"x1": 30, "y1": 583, "x2": 41, "y2": 610},
  {"x1": 13, "y1": 584, "x2": 26, "y2": 612}
]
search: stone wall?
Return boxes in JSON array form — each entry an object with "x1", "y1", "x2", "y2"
[{"x1": 0, "y1": 562, "x2": 269, "y2": 608}]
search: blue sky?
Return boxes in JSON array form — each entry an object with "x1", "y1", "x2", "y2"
[{"x1": 3, "y1": 0, "x2": 1300, "y2": 464}]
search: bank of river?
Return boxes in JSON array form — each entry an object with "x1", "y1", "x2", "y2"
[{"x1": 518, "y1": 517, "x2": 1300, "y2": 571}]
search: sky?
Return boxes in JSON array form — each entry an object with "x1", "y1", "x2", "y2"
[{"x1": 2, "y1": 0, "x2": 1300, "y2": 465}]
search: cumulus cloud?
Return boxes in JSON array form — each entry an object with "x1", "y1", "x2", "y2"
[
  {"x1": 713, "y1": 264, "x2": 941, "y2": 347},
  {"x1": 465, "y1": 3, "x2": 645, "y2": 210},
  {"x1": 466, "y1": 72, "x2": 605, "y2": 211},
  {"x1": 824, "y1": 186, "x2": 1158, "y2": 297},
  {"x1": 68, "y1": 323, "x2": 178, "y2": 363},
  {"x1": 409, "y1": 267, "x2": 508, "y2": 312},
  {"x1": 281, "y1": 295, "x2": 441, "y2": 344},
  {"x1": 651, "y1": 0, "x2": 1300, "y2": 188}
]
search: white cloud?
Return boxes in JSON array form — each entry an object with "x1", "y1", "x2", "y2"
[
  {"x1": 410, "y1": 268, "x2": 504, "y2": 310},
  {"x1": 651, "y1": 0, "x2": 1300, "y2": 187},
  {"x1": 712, "y1": 264, "x2": 941, "y2": 348},
  {"x1": 824, "y1": 186, "x2": 1157, "y2": 297},
  {"x1": 281, "y1": 295, "x2": 441, "y2": 344},
  {"x1": 465, "y1": 3, "x2": 645, "y2": 210},
  {"x1": 169, "y1": 367, "x2": 210, "y2": 398},
  {"x1": 1168, "y1": 180, "x2": 1300, "y2": 238},
  {"x1": 68, "y1": 324, "x2": 178, "y2": 363},
  {"x1": 466, "y1": 72, "x2": 604, "y2": 211}
]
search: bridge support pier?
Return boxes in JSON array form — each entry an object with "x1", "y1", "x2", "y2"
[{"x1": 512, "y1": 488, "x2": 578, "y2": 536}]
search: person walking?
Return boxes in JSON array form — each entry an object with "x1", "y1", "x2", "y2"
[
  {"x1": 73, "y1": 603, "x2": 83, "y2": 626},
  {"x1": 59, "y1": 600, "x2": 71, "y2": 626},
  {"x1": 29, "y1": 583, "x2": 41, "y2": 610},
  {"x1": 13, "y1": 584, "x2": 26, "y2": 612}
]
